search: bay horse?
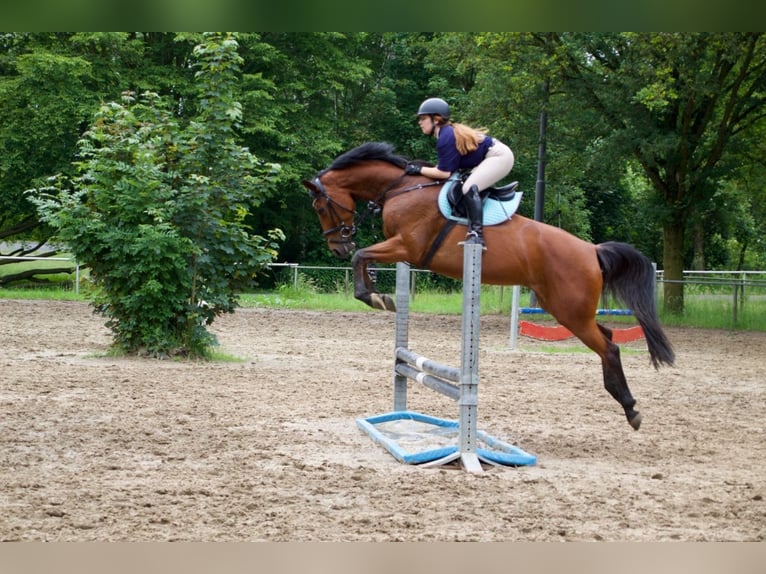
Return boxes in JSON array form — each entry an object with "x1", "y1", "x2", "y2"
[{"x1": 303, "y1": 142, "x2": 674, "y2": 430}]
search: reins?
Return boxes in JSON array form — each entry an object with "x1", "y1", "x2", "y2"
[{"x1": 379, "y1": 179, "x2": 445, "y2": 202}]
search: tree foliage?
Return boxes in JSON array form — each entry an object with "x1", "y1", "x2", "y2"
[
  {"x1": 28, "y1": 33, "x2": 282, "y2": 357},
  {"x1": 0, "y1": 36, "x2": 97, "y2": 258},
  {"x1": 536, "y1": 33, "x2": 766, "y2": 311},
  {"x1": 3, "y1": 33, "x2": 766, "y2": 315}
]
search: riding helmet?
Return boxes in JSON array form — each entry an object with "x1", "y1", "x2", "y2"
[{"x1": 417, "y1": 97, "x2": 450, "y2": 119}]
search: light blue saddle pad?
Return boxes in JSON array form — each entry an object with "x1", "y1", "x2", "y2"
[{"x1": 438, "y1": 179, "x2": 523, "y2": 226}]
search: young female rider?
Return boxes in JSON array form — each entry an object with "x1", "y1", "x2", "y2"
[{"x1": 406, "y1": 97, "x2": 515, "y2": 248}]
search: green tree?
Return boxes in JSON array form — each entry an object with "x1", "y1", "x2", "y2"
[
  {"x1": 542, "y1": 32, "x2": 766, "y2": 313},
  {"x1": 235, "y1": 32, "x2": 378, "y2": 265},
  {"x1": 29, "y1": 33, "x2": 282, "y2": 357},
  {"x1": 0, "y1": 33, "x2": 199, "y2": 277},
  {"x1": 7, "y1": 32, "x2": 766, "y2": 296},
  {"x1": 439, "y1": 33, "x2": 766, "y2": 312},
  {"x1": 465, "y1": 32, "x2": 598, "y2": 237},
  {"x1": 0, "y1": 36, "x2": 97, "y2": 264}
]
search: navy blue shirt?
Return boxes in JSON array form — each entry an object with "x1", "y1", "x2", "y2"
[{"x1": 435, "y1": 124, "x2": 493, "y2": 173}]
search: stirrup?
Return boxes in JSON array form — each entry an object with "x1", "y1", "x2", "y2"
[{"x1": 464, "y1": 230, "x2": 486, "y2": 249}]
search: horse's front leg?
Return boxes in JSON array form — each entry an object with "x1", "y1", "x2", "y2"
[
  {"x1": 350, "y1": 237, "x2": 411, "y2": 311},
  {"x1": 351, "y1": 248, "x2": 396, "y2": 311}
]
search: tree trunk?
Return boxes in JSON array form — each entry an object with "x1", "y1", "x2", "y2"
[
  {"x1": 0, "y1": 266, "x2": 76, "y2": 286},
  {"x1": 663, "y1": 223, "x2": 685, "y2": 314}
]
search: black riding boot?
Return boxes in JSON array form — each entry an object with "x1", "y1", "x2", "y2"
[{"x1": 463, "y1": 185, "x2": 486, "y2": 248}]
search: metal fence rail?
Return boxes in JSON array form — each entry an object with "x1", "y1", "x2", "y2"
[
  {"x1": 3, "y1": 256, "x2": 766, "y2": 322},
  {"x1": 0, "y1": 255, "x2": 82, "y2": 294}
]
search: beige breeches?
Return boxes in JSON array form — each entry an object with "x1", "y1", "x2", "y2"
[{"x1": 461, "y1": 139, "x2": 515, "y2": 193}]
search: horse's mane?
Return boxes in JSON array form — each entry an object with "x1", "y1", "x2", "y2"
[{"x1": 327, "y1": 142, "x2": 408, "y2": 171}]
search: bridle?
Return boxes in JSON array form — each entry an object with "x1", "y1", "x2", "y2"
[
  {"x1": 307, "y1": 174, "x2": 359, "y2": 249},
  {"x1": 307, "y1": 169, "x2": 444, "y2": 249}
]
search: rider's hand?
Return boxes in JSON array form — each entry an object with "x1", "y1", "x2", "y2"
[{"x1": 404, "y1": 163, "x2": 422, "y2": 176}]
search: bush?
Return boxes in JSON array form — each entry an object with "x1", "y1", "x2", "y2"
[{"x1": 29, "y1": 34, "x2": 283, "y2": 358}]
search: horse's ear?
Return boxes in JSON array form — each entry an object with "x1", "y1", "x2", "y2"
[{"x1": 301, "y1": 179, "x2": 317, "y2": 191}]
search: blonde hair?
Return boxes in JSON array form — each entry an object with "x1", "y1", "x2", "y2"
[{"x1": 435, "y1": 117, "x2": 488, "y2": 155}]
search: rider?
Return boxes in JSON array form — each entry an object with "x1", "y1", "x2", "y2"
[{"x1": 406, "y1": 97, "x2": 515, "y2": 248}]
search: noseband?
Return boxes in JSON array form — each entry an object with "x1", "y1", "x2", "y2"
[{"x1": 307, "y1": 175, "x2": 357, "y2": 247}]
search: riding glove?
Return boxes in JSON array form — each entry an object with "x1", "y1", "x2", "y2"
[{"x1": 404, "y1": 163, "x2": 422, "y2": 175}]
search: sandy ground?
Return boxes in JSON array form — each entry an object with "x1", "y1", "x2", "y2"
[{"x1": 0, "y1": 298, "x2": 763, "y2": 542}]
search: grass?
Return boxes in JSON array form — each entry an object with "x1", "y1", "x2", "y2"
[
  {"x1": 239, "y1": 283, "x2": 526, "y2": 315},
  {"x1": 0, "y1": 253, "x2": 87, "y2": 299},
  {"x1": 1, "y1": 268, "x2": 764, "y2": 331},
  {"x1": 240, "y1": 282, "x2": 766, "y2": 331},
  {"x1": 658, "y1": 297, "x2": 765, "y2": 331},
  {"x1": 532, "y1": 344, "x2": 645, "y2": 357},
  {"x1": 0, "y1": 286, "x2": 86, "y2": 301}
]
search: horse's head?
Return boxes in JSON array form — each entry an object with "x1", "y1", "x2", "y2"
[
  {"x1": 302, "y1": 173, "x2": 357, "y2": 258},
  {"x1": 303, "y1": 143, "x2": 411, "y2": 259}
]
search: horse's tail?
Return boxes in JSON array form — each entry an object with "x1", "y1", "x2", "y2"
[{"x1": 597, "y1": 241, "x2": 675, "y2": 369}]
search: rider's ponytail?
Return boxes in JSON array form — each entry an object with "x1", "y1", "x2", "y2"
[{"x1": 452, "y1": 122, "x2": 489, "y2": 155}]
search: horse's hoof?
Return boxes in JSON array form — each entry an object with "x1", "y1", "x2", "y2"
[
  {"x1": 628, "y1": 412, "x2": 642, "y2": 430},
  {"x1": 370, "y1": 293, "x2": 396, "y2": 312},
  {"x1": 381, "y1": 294, "x2": 396, "y2": 312}
]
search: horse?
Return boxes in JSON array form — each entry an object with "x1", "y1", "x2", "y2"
[{"x1": 303, "y1": 142, "x2": 674, "y2": 430}]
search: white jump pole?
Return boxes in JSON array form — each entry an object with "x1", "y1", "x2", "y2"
[
  {"x1": 393, "y1": 261, "x2": 410, "y2": 412},
  {"x1": 453, "y1": 241, "x2": 483, "y2": 472}
]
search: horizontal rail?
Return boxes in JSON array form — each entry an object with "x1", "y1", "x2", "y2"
[
  {"x1": 658, "y1": 278, "x2": 766, "y2": 288},
  {"x1": 394, "y1": 346, "x2": 461, "y2": 401},
  {"x1": 394, "y1": 363, "x2": 460, "y2": 401},
  {"x1": 519, "y1": 307, "x2": 634, "y2": 316},
  {"x1": 395, "y1": 347, "x2": 460, "y2": 383}
]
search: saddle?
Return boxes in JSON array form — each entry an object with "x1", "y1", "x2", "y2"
[{"x1": 439, "y1": 174, "x2": 522, "y2": 225}]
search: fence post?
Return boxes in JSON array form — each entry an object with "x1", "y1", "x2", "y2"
[
  {"x1": 344, "y1": 268, "x2": 350, "y2": 298},
  {"x1": 509, "y1": 285, "x2": 521, "y2": 349}
]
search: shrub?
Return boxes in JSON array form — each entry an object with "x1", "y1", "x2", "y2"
[{"x1": 29, "y1": 33, "x2": 283, "y2": 357}]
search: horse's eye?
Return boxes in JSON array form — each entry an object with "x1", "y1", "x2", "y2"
[{"x1": 312, "y1": 199, "x2": 326, "y2": 214}]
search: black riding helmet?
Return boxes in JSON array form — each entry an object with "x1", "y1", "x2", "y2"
[{"x1": 417, "y1": 97, "x2": 450, "y2": 120}]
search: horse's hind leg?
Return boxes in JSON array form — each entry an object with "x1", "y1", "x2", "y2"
[
  {"x1": 596, "y1": 324, "x2": 642, "y2": 430},
  {"x1": 565, "y1": 318, "x2": 641, "y2": 429}
]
